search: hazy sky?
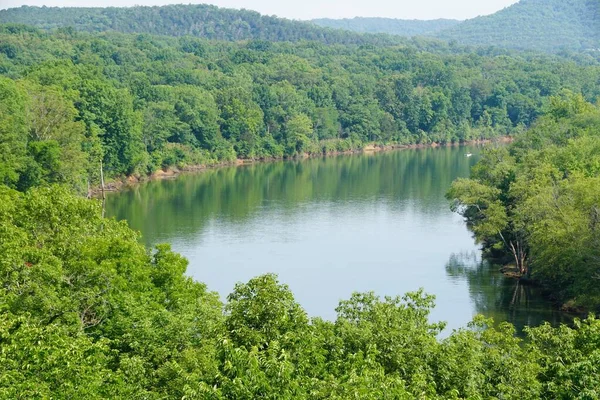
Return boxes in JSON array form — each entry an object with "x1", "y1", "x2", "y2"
[{"x1": 0, "y1": 0, "x2": 520, "y2": 20}]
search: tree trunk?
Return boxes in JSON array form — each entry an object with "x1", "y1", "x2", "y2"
[
  {"x1": 509, "y1": 240, "x2": 528, "y2": 276},
  {"x1": 100, "y1": 160, "x2": 106, "y2": 219}
]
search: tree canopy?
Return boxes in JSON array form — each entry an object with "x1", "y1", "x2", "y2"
[
  {"x1": 0, "y1": 4, "x2": 400, "y2": 46},
  {"x1": 0, "y1": 25, "x2": 598, "y2": 193},
  {"x1": 1, "y1": 184, "x2": 600, "y2": 398},
  {"x1": 2, "y1": 1, "x2": 599, "y2": 54}
]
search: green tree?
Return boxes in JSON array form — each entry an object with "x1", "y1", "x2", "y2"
[
  {"x1": 447, "y1": 147, "x2": 528, "y2": 274},
  {"x1": 284, "y1": 113, "x2": 314, "y2": 155},
  {"x1": 0, "y1": 77, "x2": 27, "y2": 187},
  {"x1": 171, "y1": 85, "x2": 220, "y2": 149},
  {"x1": 225, "y1": 273, "x2": 308, "y2": 349},
  {"x1": 77, "y1": 79, "x2": 145, "y2": 176},
  {"x1": 218, "y1": 87, "x2": 264, "y2": 158}
]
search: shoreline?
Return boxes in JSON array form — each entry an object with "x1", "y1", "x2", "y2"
[
  {"x1": 500, "y1": 265, "x2": 588, "y2": 318},
  {"x1": 93, "y1": 136, "x2": 512, "y2": 196}
]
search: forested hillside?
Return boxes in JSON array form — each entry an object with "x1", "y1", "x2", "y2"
[
  {"x1": 0, "y1": 4, "x2": 399, "y2": 45},
  {"x1": 2, "y1": 1, "x2": 599, "y2": 53},
  {"x1": 1, "y1": 25, "x2": 598, "y2": 194},
  {"x1": 312, "y1": 17, "x2": 460, "y2": 37},
  {"x1": 437, "y1": 0, "x2": 600, "y2": 53}
]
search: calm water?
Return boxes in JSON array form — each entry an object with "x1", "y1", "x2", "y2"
[{"x1": 107, "y1": 146, "x2": 570, "y2": 334}]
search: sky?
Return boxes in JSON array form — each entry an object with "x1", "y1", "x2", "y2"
[{"x1": 0, "y1": 0, "x2": 520, "y2": 20}]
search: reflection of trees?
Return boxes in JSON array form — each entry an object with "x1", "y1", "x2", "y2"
[
  {"x1": 446, "y1": 251, "x2": 572, "y2": 333},
  {"x1": 106, "y1": 146, "x2": 478, "y2": 245}
]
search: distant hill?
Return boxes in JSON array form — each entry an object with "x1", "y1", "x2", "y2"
[
  {"x1": 437, "y1": 0, "x2": 600, "y2": 52},
  {"x1": 0, "y1": 4, "x2": 401, "y2": 45},
  {"x1": 1, "y1": 1, "x2": 598, "y2": 53},
  {"x1": 313, "y1": 0, "x2": 600, "y2": 53},
  {"x1": 311, "y1": 17, "x2": 460, "y2": 37}
]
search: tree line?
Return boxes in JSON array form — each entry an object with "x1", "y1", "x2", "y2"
[
  {"x1": 1, "y1": 25, "x2": 599, "y2": 193},
  {"x1": 2, "y1": 2, "x2": 599, "y2": 54},
  {"x1": 311, "y1": 17, "x2": 459, "y2": 37},
  {"x1": 0, "y1": 5, "x2": 402, "y2": 46}
]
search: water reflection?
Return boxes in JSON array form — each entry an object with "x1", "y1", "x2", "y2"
[
  {"x1": 446, "y1": 252, "x2": 572, "y2": 333},
  {"x1": 108, "y1": 147, "x2": 477, "y2": 246}
]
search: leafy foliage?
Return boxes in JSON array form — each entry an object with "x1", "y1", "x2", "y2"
[
  {"x1": 1, "y1": 185, "x2": 600, "y2": 398},
  {"x1": 3, "y1": 1, "x2": 599, "y2": 54}
]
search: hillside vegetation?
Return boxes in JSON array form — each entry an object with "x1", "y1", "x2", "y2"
[
  {"x1": 1, "y1": 25, "x2": 599, "y2": 193},
  {"x1": 313, "y1": 0, "x2": 600, "y2": 54},
  {"x1": 2, "y1": 1, "x2": 598, "y2": 53},
  {"x1": 0, "y1": 4, "x2": 400, "y2": 45},
  {"x1": 312, "y1": 17, "x2": 460, "y2": 37},
  {"x1": 437, "y1": 0, "x2": 600, "y2": 53}
]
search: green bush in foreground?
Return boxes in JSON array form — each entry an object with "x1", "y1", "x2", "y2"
[{"x1": 1, "y1": 185, "x2": 599, "y2": 398}]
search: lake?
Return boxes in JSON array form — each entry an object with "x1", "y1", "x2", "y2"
[{"x1": 106, "y1": 146, "x2": 571, "y2": 334}]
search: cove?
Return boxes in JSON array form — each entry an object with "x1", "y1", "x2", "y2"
[{"x1": 106, "y1": 146, "x2": 571, "y2": 334}]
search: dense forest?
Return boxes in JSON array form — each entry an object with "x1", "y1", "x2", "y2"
[
  {"x1": 1, "y1": 24, "x2": 599, "y2": 193},
  {"x1": 0, "y1": 4, "x2": 401, "y2": 45},
  {"x1": 438, "y1": 0, "x2": 600, "y2": 53},
  {"x1": 1, "y1": 184, "x2": 600, "y2": 398},
  {"x1": 3, "y1": 1, "x2": 599, "y2": 54},
  {"x1": 448, "y1": 92, "x2": 600, "y2": 312},
  {"x1": 311, "y1": 17, "x2": 459, "y2": 37}
]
